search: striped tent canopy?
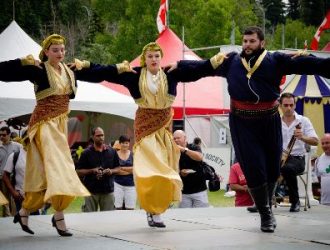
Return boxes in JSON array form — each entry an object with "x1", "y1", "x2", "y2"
[{"x1": 282, "y1": 74, "x2": 330, "y2": 154}]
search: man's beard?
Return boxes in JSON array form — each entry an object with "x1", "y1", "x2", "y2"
[
  {"x1": 242, "y1": 44, "x2": 263, "y2": 58},
  {"x1": 94, "y1": 141, "x2": 103, "y2": 147}
]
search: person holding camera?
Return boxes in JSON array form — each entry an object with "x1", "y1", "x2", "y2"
[
  {"x1": 76, "y1": 127, "x2": 120, "y2": 212},
  {"x1": 173, "y1": 130, "x2": 209, "y2": 208}
]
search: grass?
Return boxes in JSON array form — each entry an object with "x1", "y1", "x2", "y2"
[
  {"x1": 1, "y1": 190, "x2": 234, "y2": 216},
  {"x1": 45, "y1": 189, "x2": 235, "y2": 214}
]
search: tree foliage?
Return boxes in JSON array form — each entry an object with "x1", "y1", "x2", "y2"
[
  {"x1": 0, "y1": 0, "x2": 329, "y2": 63},
  {"x1": 300, "y1": 0, "x2": 328, "y2": 26}
]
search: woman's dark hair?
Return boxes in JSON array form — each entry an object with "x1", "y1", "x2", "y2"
[{"x1": 119, "y1": 135, "x2": 130, "y2": 143}]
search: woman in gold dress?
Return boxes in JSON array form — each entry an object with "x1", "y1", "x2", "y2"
[
  {"x1": 79, "y1": 42, "x2": 212, "y2": 227},
  {"x1": 0, "y1": 190, "x2": 8, "y2": 206},
  {"x1": 0, "y1": 34, "x2": 130, "y2": 236}
]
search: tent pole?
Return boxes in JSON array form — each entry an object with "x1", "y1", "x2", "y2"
[
  {"x1": 182, "y1": 26, "x2": 186, "y2": 129},
  {"x1": 12, "y1": 0, "x2": 15, "y2": 20}
]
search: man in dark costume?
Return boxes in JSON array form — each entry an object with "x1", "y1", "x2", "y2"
[{"x1": 174, "y1": 26, "x2": 330, "y2": 233}]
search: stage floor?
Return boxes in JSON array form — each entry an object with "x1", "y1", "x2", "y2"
[{"x1": 0, "y1": 205, "x2": 329, "y2": 250}]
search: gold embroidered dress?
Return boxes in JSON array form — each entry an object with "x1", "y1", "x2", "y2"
[
  {"x1": 0, "y1": 190, "x2": 8, "y2": 205},
  {"x1": 133, "y1": 68, "x2": 182, "y2": 214},
  {"x1": 23, "y1": 62, "x2": 90, "y2": 211}
]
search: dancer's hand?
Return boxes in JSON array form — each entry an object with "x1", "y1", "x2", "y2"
[
  {"x1": 33, "y1": 59, "x2": 42, "y2": 69},
  {"x1": 166, "y1": 62, "x2": 178, "y2": 72},
  {"x1": 290, "y1": 49, "x2": 309, "y2": 59},
  {"x1": 116, "y1": 60, "x2": 137, "y2": 74},
  {"x1": 21, "y1": 55, "x2": 42, "y2": 69},
  {"x1": 68, "y1": 59, "x2": 90, "y2": 70}
]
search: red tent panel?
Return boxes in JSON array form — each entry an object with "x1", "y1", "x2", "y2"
[{"x1": 322, "y1": 42, "x2": 330, "y2": 51}]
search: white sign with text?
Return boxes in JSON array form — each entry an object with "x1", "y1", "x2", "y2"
[{"x1": 202, "y1": 147, "x2": 231, "y2": 189}]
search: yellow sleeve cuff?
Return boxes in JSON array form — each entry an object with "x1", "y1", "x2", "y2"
[
  {"x1": 116, "y1": 60, "x2": 131, "y2": 74},
  {"x1": 21, "y1": 54, "x2": 36, "y2": 66},
  {"x1": 74, "y1": 58, "x2": 90, "y2": 70},
  {"x1": 210, "y1": 52, "x2": 226, "y2": 69}
]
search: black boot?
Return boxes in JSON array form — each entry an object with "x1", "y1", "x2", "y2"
[
  {"x1": 249, "y1": 183, "x2": 275, "y2": 233},
  {"x1": 268, "y1": 182, "x2": 277, "y2": 228},
  {"x1": 246, "y1": 205, "x2": 258, "y2": 213}
]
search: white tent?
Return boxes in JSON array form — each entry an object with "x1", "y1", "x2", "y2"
[{"x1": 0, "y1": 21, "x2": 137, "y2": 121}]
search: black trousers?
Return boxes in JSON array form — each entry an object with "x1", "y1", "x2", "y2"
[
  {"x1": 280, "y1": 156, "x2": 305, "y2": 204},
  {"x1": 230, "y1": 111, "x2": 282, "y2": 188}
]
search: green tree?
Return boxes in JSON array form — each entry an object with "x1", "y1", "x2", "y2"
[
  {"x1": 287, "y1": 0, "x2": 300, "y2": 20},
  {"x1": 171, "y1": 0, "x2": 257, "y2": 58},
  {"x1": 262, "y1": 0, "x2": 285, "y2": 31},
  {"x1": 300, "y1": 0, "x2": 326, "y2": 26},
  {"x1": 92, "y1": 0, "x2": 159, "y2": 62},
  {"x1": 269, "y1": 19, "x2": 316, "y2": 50}
]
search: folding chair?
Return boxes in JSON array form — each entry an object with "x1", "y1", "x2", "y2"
[{"x1": 297, "y1": 153, "x2": 311, "y2": 211}]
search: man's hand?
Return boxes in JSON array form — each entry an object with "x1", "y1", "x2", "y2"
[
  {"x1": 92, "y1": 167, "x2": 103, "y2": 179},
  {"x1": 12, "y1": 190, "x2": 24, "y2": 202},
  {"x1": 166, "y1": 62, "x2": 178, "y2": 73},
  {"x1": 102, "y1": 168, "x2": 113, "y2": 176},
  {"x1": 290, "y1": 49, "x2": 310, "y2": 59},
  {"x1": 294, "y1": 127, "x2": 303, "y2": 140}
]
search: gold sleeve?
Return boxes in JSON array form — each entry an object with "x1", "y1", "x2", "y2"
[
  {"x1": 116, "y1": 60, "x2": 131, "y2": 74},
  {"x1": 210, "y1": 52, "x2": 226, "y2": 69},
  {"x1": 74, "y1": 58, "x2": 90, "y2": 70},
  {"x1": 21, "y1": 54, "x2": 36, "y2": 66}
]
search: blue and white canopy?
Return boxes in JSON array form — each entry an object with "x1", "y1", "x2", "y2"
[
  {"x1": 282, "y1": 74, "x2": 330, "y2": 154},
  {"x1": 283, "y1": 74, "x2": 330, "y2": 100}
]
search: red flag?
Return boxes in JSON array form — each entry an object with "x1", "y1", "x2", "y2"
[
  {"x1": 310, "y1": 10, "x2": 330, "y2": 50},
  {"x1": 157, "y1": 0, "x2": 168, "y2": 34}
]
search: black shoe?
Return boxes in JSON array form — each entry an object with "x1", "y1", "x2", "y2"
[
  {"x1": 13, "y1": 213, "x2": 34, "y2": 235},
  {"x1": 248, "y1": 184, "x2": 275, "y2": 233},
  {"x1": 289, "y1": 201, "x2": 300, "y2": 212},
  {"x1": 146, "y1": 213, "x2": 166, "y2": 228},
  {"x1": 153, "y1": 221, "x2": 166, "y2": 228},
  {"x1": 247, "y1": 205, "x2": 258, "y2": 213},
  {"x1": 52, "y1": 216, "x2": 73, "y2": 236},
  {"x1": 147, "y1": 213, "x2": 155, "y2": 227}
]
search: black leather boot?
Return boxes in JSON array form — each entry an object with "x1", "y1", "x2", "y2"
[
  {"x1": 247, "y1": 205, "x2": 258, "y2": 213},
  {"x1": 249, "y1": 183, "x2": 275, "y2": 233},
  {"x1": 268, "y1": 182, "x2": 277, "y2": 228}
]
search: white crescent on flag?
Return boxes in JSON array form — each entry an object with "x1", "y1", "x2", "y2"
[
  {"x1": 310, "y1": 10, "x2": 330, "y2": 50},
  {"x1": 157, "y1": 0, "x2": 168, "y2": 34}
]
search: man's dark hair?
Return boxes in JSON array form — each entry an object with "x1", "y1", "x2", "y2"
[
  {"x1": 244, "y1": 26, "x2": 264, "y2": 41},
  {"x1": 193, "y1": 137, "x2": 201, "y2": 145},
  {"x1": 119, "y1": 135, "x2": 130, "y2": 143},
  {"x1": 279, "y1": 92, "x2": 296, "y2": 104},
  {"x1": 0, "y1": 126, "x2": 10, "y2": 135},
  {"x1": 91, "y1": 127, "x2": 102, "y2": 136}
]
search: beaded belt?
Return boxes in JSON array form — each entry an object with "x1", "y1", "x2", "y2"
[
  {"x1": 230, "y1": 99, "x2": 279, "y2": 118},
  {"x1": 231, "y1": 105, "x2": 279, "y2": 118}
]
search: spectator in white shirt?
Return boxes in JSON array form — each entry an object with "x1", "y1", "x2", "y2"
[
  {"x1": 315, "y1": 133, "x2": 330, "y2": 205},
  {"x1": 279, "y1": 92, "x2": 318, "y2": 212}
]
